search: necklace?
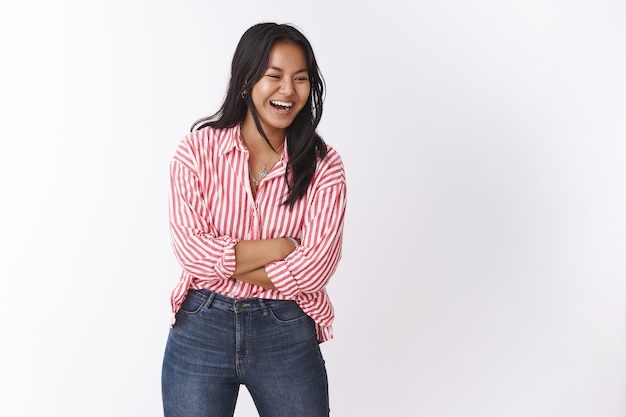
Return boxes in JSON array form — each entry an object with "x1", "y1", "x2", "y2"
[{"x1": 241, "y1": 131, "x2": 284, "y2": 186}]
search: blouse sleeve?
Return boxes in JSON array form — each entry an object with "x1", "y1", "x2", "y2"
[
  {"x1": 168, "y1": 146, "x2": 238, "y2": 281},
  {"x1": 265, "y1": 155, "x2": 347, "y2": 298}
]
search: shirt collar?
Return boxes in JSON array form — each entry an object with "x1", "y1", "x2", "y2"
[
  {"x1": 216, "y1": 124, "x2": 245, "y2": 157},
  {"x1": 217, "y1": 125, "x2": 289, "y2": 163}
]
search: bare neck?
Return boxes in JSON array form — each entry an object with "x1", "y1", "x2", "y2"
[{"x1": 241, "y1": 118, "x2": 285, "y2": 151}]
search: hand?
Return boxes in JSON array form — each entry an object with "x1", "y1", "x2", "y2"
[{"x1": 282, "y1": 237, "x2": 300, "y2": 257}]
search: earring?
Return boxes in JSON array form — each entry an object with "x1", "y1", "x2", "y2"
[{"x1": 241, "y1": 92, "x2": 247, "y2": 99}]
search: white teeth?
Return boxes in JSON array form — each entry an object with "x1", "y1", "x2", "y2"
[{"x1": 270, "y1": 100, "x2": 293, "y2": 107}]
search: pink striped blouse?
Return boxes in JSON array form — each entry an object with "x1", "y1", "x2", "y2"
[{"x1": 168, "y1": 125, "x2": 346, "y2": 342}]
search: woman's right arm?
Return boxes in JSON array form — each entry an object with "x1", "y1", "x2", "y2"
[
  {"x1": 170, "y1": 156, "x2": 297, "y2": 280},
  {"x1": 233, "y1": 238, "x2": 298, "y2": 275},
  {"x1": 169, "y1": 159, "x2": 240, "y2": 280}
]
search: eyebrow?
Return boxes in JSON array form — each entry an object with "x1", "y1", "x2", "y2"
[{"x1": 267, "y1": 66, "x2": 308, "y2": 74}]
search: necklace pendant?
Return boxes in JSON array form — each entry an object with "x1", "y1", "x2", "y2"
[{"x1": 259, "y1": 167, "x2": 268, "y2": 179}]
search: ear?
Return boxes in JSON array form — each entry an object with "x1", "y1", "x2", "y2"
[{"x1": 240, "y1": 78, "x2": 249, "y2": 99}]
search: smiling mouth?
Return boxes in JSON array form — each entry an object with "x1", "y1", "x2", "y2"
[{"x1": 270, "y1": 100, "x2": 294, "y2": 111}]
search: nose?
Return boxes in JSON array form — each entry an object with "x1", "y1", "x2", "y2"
[{"x1": 279, "y1": 78, "x2": 295, "y2": 95}]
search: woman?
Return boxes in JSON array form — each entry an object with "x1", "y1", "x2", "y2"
[{"x1": 161, "y1": 23, "x2": 347, "y2": 417}]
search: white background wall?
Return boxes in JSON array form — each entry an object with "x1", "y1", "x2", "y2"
[{"x1": 1, "y1": 1, "x2": 625, "y2": 416}]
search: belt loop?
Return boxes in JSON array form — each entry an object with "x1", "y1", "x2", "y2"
[
  {"x1": 205, "y1": 291, "x2": 216, "y2": 309},
  {"x1": 258, "y1": 298, "x2": 269, "y2": 316}
]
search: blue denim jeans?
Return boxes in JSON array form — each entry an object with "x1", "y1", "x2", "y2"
[{"x1": 161, "y1": 289, "x2": 329, "y2": 417}]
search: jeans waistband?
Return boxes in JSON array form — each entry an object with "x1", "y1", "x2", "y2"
[{"x1": 189, "y1": 289, "x2": 291, "y2": 314}]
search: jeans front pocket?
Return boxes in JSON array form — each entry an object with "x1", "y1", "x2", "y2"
[
  {"x1": 267, "y1": 301, "x2": 309, "y2": 324},
  {"x1": 178, "y1": 290, "x2": 209, "y2": 315}
]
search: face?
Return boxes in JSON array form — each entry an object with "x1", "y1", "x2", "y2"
[{"x1": 248, "y1": 41, "x2": 311, "y2": 137}]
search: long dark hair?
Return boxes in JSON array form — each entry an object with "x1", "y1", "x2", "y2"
[{"x1": 191, "y1": 22, "x2": 327, "y2": 207}]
